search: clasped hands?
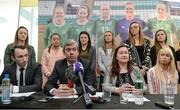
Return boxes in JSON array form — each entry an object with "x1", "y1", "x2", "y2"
[
  {"x1": 52, "y1": 84, "x2": 74, "y2": 96},
  {"x1": 115, "y1": 83, "x2": 140, "y2": 95}
]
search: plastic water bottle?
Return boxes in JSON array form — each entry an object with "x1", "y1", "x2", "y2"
[
  {"x1": 134, "y1": 75, "x2": 143, "y2": 105},
  {"x1": 1, "y1": 74, "x2": 11, "y2": 104}
]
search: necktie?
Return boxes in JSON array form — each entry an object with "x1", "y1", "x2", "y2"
[
  {"x1": 67, "y1": 65, "x2": 73, "y2": 88},
  {"x1": 19, "y1": 68, "x2": 24, "y2": 86}
]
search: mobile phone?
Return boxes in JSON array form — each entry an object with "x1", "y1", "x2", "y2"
[
  {"x1": 38, "y1": 97, "x2": 53, "y2": 103},
  {"x1": 155, "y1": 101, "x2": 173, "y2": 109}
]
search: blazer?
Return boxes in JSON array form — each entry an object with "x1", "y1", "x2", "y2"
[
  {"x1": 44, "y1": 58, "x2": 96, "y2": 95},
  {"x1": 0, "y1": 62, "x2": 42, "y2": 93}
]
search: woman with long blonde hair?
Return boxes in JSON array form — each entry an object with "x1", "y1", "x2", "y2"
[{"x1": 147, "y1": 48, "x2": 178, "y2": 94}]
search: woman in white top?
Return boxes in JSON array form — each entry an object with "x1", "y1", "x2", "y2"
[
  {"x1": 98, "y1": 31, "x2": 117, "y2": 74},
  {"x1": 147, "y1": 48, "x2": 178, "y2": 94}
]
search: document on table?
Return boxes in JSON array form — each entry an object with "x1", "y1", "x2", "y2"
[
  {"x1": 89, "y1": 92, "x2": 103, "y2": 98},
  {"x1": 53, "y1": 95, "x2": 78, "y2": 99},
  {"x1": 122, "y1": 94, "x2": 150, "y2": 102},
  {"x1": 11, "y1": 92, "x2": 36, "y2": 97}
]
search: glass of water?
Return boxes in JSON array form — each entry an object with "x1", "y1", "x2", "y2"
[
  {"x1": 164, "y1": 83, "x2": 177, "y2": 105},
  {"x1": 120, "y1": 92, "x2": 129, "y2": 104}
]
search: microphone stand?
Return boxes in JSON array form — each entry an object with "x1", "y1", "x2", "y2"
[
  {"x1": 73, "y1": 95, "x2": 83, "y2": 104},
  {"x1": 78, "y1": 71, "x2": 93, "y2": 109}
]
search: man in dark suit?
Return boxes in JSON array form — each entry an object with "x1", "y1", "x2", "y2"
[
  {"x1": 44, "y1": 39, "x2": 96, "y2": 96},
  {"x1": 0, "y1": 45, "x2": 42, "y2": 93}
]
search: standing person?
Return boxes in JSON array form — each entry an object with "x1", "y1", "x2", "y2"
[
  {"x1": 175, "y1": 42, "x2": 180, "y2": 83},
  {"x1": 98, "y1": 31, "x2": 117, "y2": 74},
  {"x1": 97, "y1": 31, "x2": 117, "y2": 90},
  {"x1": 150, "y1": 29, "x2": 175, "y2": 66},
  {"x1": 124, "y1": 22, "x2": 151, "y2": 83},
  {"x1": 147, "y1": 2, "x2": 177, "y2": 48},
  {"x1": 41, "y1": 33, "x2": 65, "y2": 88},
  {"x1": 104, "y1": 44, "x2": 146, "y2": 94},
  {"x1": 69, "y1": 5, "x2": 95, "y2": 45},
  {"x1": 95, "y1": 3, "x2": 117, "y2": 49},
  {"x1": 4, "y1": 26, "x2": 36, "y2": 68},
  {"x1": 147, "y1": 48, "x2": 178, "y2": 94},
  {"x1": 116, "y1": 2, "x2": 152, "y2": 43},
  {"x1": 44, "y1": 39, "x2": 96, "y2": 96},
  {"x1": 0, "y1": 45, "x2": 42, "y2": 93},
  {"x1": 44, "y1": 6, "x2": 71, "y2": 47},
  {"x1": 78, "y1": 31, "x2": 96, "y2": 72}
]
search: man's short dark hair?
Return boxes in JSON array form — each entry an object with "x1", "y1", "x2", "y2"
[{"x1": 11, "y1": 45, "x2": 27, "y2": 57}]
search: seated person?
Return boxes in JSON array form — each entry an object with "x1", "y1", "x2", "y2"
[
  {"x1": 44, "y1": 39, "x2": 96, "y2": 96},
  {"x1": 148, "y1": 48, "x2": 178, "y2": 94},
  {"x1": 0, "y1": 45, "x2": 42, "y2": 93},
  {"x1": 104, "y1": 44, "x2": 147, "y2": 94}
]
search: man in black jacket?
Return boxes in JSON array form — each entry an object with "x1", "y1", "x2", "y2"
[
  {"x1": 44, "y1": 39, "x2": 96, "y2": 96},
  {"x1": 0, "y1": 45, "x2": 42, "y2": 93}
]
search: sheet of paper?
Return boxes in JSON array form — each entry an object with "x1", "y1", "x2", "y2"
[
  {"x1": 53, "y1": 95, "x2": 78, "y2": 99},
  {"x1": 127, "y1": 97, "x2": 150, "y2": 102},
  {"x1": 122, "y1": 93, "x2": 150, "y2": 102},
  {"x1": 89, "y1": 92, "x2": 103, "y2": 98},
  {"x1": 11, "y1": 92, "x2": 36, "y2": 97}
]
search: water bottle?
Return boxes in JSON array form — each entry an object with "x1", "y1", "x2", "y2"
[
  {"x1": 134, "y1": 75, "x2": 143, "y2": 105},
  {"x1": 1, "y1": 74, "x2": 11, "y2": 104}
]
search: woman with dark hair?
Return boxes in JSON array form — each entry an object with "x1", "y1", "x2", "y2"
[
  {"x1": 78, "y1": 31, "x2": 96, "y2": 71},
  {"x1": 150, "y1": 29, "x2": 175, "y2": 66},
  {"x1": 41, "y1": 33, "x2": 65, "y2": 88},
  {"x1": 104, "y1": 44, "x2": 146, "y2": 94},
  {"x1": 4, "y1": 26, "x2": 36, "y2": 67},
  {"x1": 124, "y1": 22, "x2": 150, "y2": 83},
  {"x1": 175, "y1": 42, "x2": 180, "y2": 83}
]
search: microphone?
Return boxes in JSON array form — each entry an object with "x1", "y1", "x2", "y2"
[{"x1": 73, "y1": 61, "x2": 93, "y2": 109}]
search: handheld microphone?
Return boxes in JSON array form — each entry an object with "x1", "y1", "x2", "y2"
[{"x1": 74, "y1": 61, "x2": 93, "y2": 108}]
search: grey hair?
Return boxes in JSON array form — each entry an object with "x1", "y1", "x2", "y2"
[{"x1": 63, "y1": 39, "x2": 79, "y2": 53}]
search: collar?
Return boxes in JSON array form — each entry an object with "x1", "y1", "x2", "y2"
[
  {"x1": 53, "y1": 20, "x2": 65, "y2": 27},
  {"x1": 66, "y1": 59, "x2": 78, "y2": 66},
  {"x1": 76, "y1": 19, "x2": 88, "y2": 25},
  {"x1": 16, "y1": 64, "x2": 28, "y2": 70},
  {"x1": 100, "y1": 16, "x2": 110, "y2": 21}
]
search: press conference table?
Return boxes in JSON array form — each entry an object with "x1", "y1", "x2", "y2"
[{"x1": 1, "y1": 92, "x2": 180, "y2": 109}]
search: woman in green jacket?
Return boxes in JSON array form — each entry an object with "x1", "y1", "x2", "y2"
[{"x1": 3, "y1": 26, "x2": 36, "y2": 67}]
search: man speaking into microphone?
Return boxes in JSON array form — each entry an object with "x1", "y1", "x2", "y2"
[{"x1": 44, "y1": 39, "x2": 96, "y2": 96}]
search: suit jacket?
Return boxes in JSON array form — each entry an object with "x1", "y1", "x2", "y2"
[
  {"x1": 0, "y1": 62, "x2": 42, "y2": 93},
  {"x1": 44, "y1": 57, "x2": 96, "y2": 95}
]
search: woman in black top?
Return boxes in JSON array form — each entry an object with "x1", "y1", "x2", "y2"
[
  {"x1": 150, "y1": 29, "x2": 175, "y2": 66},
  {"x1": 175, "y1": 42, "x2": 180, "y2": 83}
]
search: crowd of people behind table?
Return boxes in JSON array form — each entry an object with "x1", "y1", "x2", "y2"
[{"x1": 0, "y1": 1, "x2": 180, "y2": 98}]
